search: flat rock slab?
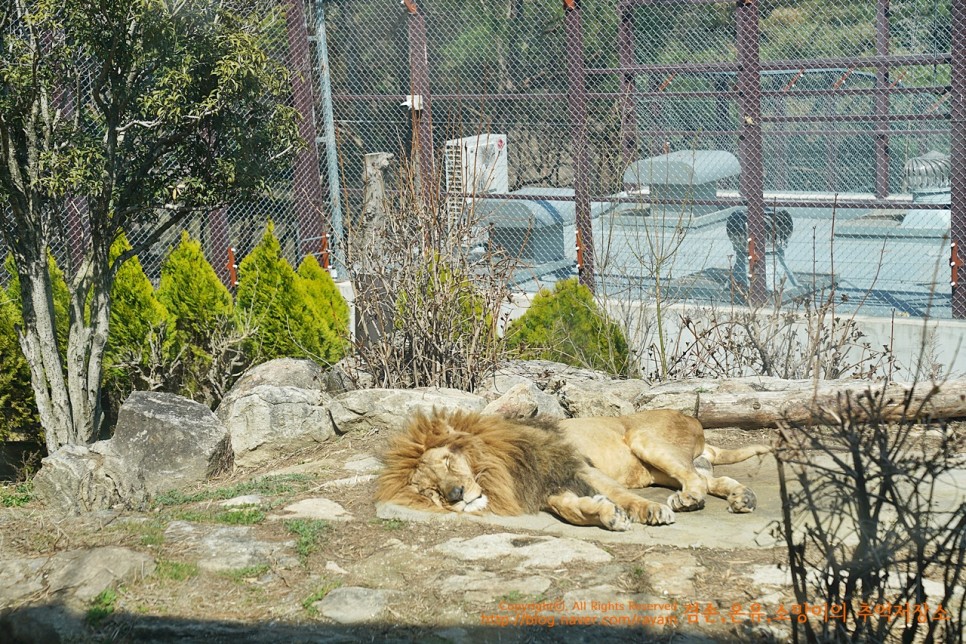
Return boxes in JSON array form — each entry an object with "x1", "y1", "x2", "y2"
[
  {"x1": 640, "y1": 550, "x2": 699, "y2": 598},
  {"x1": 439, "y1": 572, "x2": 551, "y2": 604},
  {"x1": 343, "y1": 455, "x2": 381, "y2": 473},
  {"x1": 379, "y1": 457, "x2": 781, "y2": 549},
  {"x1": 270, "y1": 498, "x2": 353, "y2": 522},
  {"x1": 314, "y1": 586, "x2": 396, "y2": 624},
  {"x1": 164, "y1": 521, "x2": 296, "y2": 571},
  {"x1": 322, "y1": 474, "x2": 378, "y2": 489},
  {"x1": 434, "y1": 533, "x2": 612, "y2": 568},
  {"x1": 0, "y1": 547, "x2": 155, "y2": 611}
]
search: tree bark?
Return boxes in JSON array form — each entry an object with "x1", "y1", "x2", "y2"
[{"x1": 681, "y1": 380, "x2": 966, "y2": 429}]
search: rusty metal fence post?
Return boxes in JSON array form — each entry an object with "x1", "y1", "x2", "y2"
[
  {"x1": 874, "y1": 0, "x2": 891, "y2": 200},
  {"x1": 284, "y1": 0, "x2": 326, "y2": 260},
  {"x1": 952, "y1": 0, "x2": 966, "y2": 318},
  {"x1": 404, "y1": 0, "x2": 435, "y2": 209},
  {"x1": 734, "y1": 0, "x2": 767, "y2": 305},
  {"x1": 564, "y1": 0, "x2": 596, "y2": 292},
  {"x1": 618, "y1": 2, "x2": 638, "y2": 167}
]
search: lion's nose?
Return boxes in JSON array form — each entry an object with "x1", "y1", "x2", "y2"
[{"x1": 446, "y1": 486, "x2": 464, "y2": 503}]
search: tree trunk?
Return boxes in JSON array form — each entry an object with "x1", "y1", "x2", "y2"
[
  {"x1": 686, "y1": 380, "x2": 966, "y2": 429},
  {"x1": 16, "y1": 256, "x2": 74, "y2": 452}
]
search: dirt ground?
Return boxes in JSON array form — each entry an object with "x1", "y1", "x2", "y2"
[{"x1": 1, "y1": 423, "x2": 961, "y2": 643}]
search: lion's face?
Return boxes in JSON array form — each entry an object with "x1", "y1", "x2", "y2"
[{"x1": 409, "y1": 445, "x2": 488, "y2": 512}]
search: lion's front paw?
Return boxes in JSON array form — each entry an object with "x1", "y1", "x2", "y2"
[
  {"x1": 592, "y1": 495, "x2": 632, "y2": 532},
  {"x1": 727, "y1": 488, "x2": 757, "y2": 513},
  {"x1": 462, "y1": 495, "x2": 489, "y2": 513},
  {"x1": 629, "y1": 501, "x2": 675, "y2": 526},
  {"x1": 668, "y1": 491, "x2": 706, "y2": 512}
]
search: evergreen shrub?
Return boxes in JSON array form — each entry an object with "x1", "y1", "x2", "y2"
[
  {"x1": 102, "y1": 234, "x2": 170, "y2": 417},
  {"x1": 505, "y1": 278, "x2": 632, "y2": 376},
  {"x1": 236, "y1": 224, "x2": 349, "y2": 365},
  {"x1": 295, "y1": 254, "x2": 348, "y2": 364},
  {"x1": 156, "y1": 231, "x2": 239, "y2": 403}
]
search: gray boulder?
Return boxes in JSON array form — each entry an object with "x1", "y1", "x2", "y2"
[
  {"x1": 31, "y1": 443, "x2": 144, "y2": 514},
  {"x1": 488, "y1": 359, "x2": 611, "y2": 391},
  {"x1": 218, "y1": 385, "x2": 336, "y2": 467},
  {"x1": 328, "y1": 388, "x2": 486, "y2": 434},
  {"x1": 224, "y1": 357, "x2": 323, "y2": 394},
  {"x1": 34, "y1": 392, "x2": 232, "y2": 513},
  {"x1": 634, "y1": 376, "x2": 811, "y2": 414},
  {"x1": 113, "y1": 392, "x2": 233, "y2": 494},
  {"x1": 481, "y1": 381, "x2": 567, "y2": 419},
  {"x1": 548, "y1": 377, "x2": 650, "y2": 417},
  {"x1": 0, "y1": 546, "x2": 155, "y2": 643}
]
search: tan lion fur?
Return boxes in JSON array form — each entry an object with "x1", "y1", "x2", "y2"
[
  {"x1": 377, "y1": 408, "x2": 771, "y2": 531},
  {"x1": 376, "y1": 409, "x2": 593, "y2": 515}
]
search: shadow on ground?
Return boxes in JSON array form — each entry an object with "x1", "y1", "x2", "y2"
[{"x1": 0, "y1": 601, "x2": 765, "y2": 644}]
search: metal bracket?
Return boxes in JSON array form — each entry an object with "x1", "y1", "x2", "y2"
[
  {"x1": 320, "y1": 232, "x2": 331, "y2": 270},
  {"x1": 951, "y1": 239, "x2": 964, "y2": 287},
  {"x1": 226, "y1": 247, "x2": 239, "y2": 287},
  {"x1": 747, "y1": 236, "x2": 763, "y2": 277},
  {"x1": 576, "y1": 228, "x2": 584, "y2": 273}
]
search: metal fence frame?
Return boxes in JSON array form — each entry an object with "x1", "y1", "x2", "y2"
[{"x1": 310, "y1": 0, "x2": 962, "y2": 316}]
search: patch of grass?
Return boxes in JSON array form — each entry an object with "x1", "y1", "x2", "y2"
[
  {"x1": 285, "y1": 519, "x2": 330, "y2": 560},
  {"x1": 86, "y1": 588, "x2": 118, "y2": 626},
  {"x1": 170, "y1": 508, "x2": 266, "y2": 525},
  {"x1": 373, "y1": 518, "x2": 406, "y2": 531},
  {"x1": 0, "y1": 481, "x2": 32, "y2": 507},
  {"x1": 154, "y1": 474, "x2": 312, "y2": 507},
  {"x1": 302, "y1": 579, "x2": 342, "y2": 614},
  {"x1": 221, "y1": 564, "x2": 271, "y2": 582},
  {"x1": 498, "y1": 590, "x2": 546, "y2": 604},
  {"x1": 154, "y1": 560, "x2": 199, "y2": 582},
  {"x1": 135, "y1": 519, "x2": 167, "y2": 547}
]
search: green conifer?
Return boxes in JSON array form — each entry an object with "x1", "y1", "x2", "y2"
[
  {"x1": 0, "y1": 292, "x2": 40, "y2": 441},
  {"x1": 505, "y1": 278, "x2": 632, "y2": 376},
  {"x1": 157, "y1": 231, "x2": 233, "y2": 349},
  {"x1": 235, "y1": 222, "x2": 305, "y2": 361},
  {"x1": 105, "y1": 234, "x2": 169, "y2": 368},
  {"x1": 296, "y1": 254, "x2": 349, "y2": 364},
  {"x1": 156, "y1": 231, "x2": 236, "y2": 399},
  {"x1": 101, "y1": 234, "x2": 169, "y2": 412}
]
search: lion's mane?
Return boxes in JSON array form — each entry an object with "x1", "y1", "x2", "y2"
[{"x1": 377, "y1": 409, "x2": 594, "y2": 515}]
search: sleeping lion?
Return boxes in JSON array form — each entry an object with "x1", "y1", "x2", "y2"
[{"x1": 376, "y1": 409, "x2": 771, "y2": 531}]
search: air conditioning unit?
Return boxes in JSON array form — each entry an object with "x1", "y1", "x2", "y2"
[{"x1": 444, "y1": 134, "x2": 508, "y2": 221}]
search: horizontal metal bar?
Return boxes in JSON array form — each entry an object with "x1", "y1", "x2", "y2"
[
  {"x1": 633, "y1": 128, "x2": 949, "y2": 136},
  {"x1": 330, "y1": 86, "x2": 949, "y2": 105},
  {"x1": 761, "y1": 86, "x2": 949, "y2": 98},
  {"x1": 619, "y1": 0, "x2": 726, "y2": 7},
  {"x1": 342, "y1": 187, "x2": 946, "y2": 211},
  {"x1": 761, "y1": 112, "x2": 949, "y2": 124},
  {"x1": 589, "y1": 53, "x2": 951, "y2": 77}
]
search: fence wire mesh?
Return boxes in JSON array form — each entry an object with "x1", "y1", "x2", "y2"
[
  {"x1": 324, "y1": 0, "x2": 958, "y2": 320},
  {"x1": 2, "y1": 0, "x2": 960, "y2": 321}
]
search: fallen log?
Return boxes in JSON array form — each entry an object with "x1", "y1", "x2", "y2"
[{"x1": 639, "y1": 379, "x2": 966, "y2": 429}]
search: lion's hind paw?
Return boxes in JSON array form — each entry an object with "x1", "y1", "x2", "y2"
[
  {"x1": 668, "y1": 490, "x2": 706, "y2": 512},
  {"x1": 727, "y1": 488, "x2": 757, "y2": 514}
]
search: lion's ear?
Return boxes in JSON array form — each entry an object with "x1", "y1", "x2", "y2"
[{"x1": 436, "y1": 420, "x2": 457, "y2": 435}]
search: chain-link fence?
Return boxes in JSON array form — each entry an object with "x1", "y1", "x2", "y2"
[
  {"x1": 322, "y1": 0, "x2": 961, "y2": 320},
  {"x1": 3, "y1": 0, "x2": 961, "y2": 321}
]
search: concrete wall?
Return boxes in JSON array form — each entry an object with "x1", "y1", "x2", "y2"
[{"x1": 500, "y1": 293, "x2": 966, "y2": 382}]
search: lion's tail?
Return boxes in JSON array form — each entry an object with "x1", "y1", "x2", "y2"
[{"x1": 703, "y1": 443, "x2": 772, "y2": 466}]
